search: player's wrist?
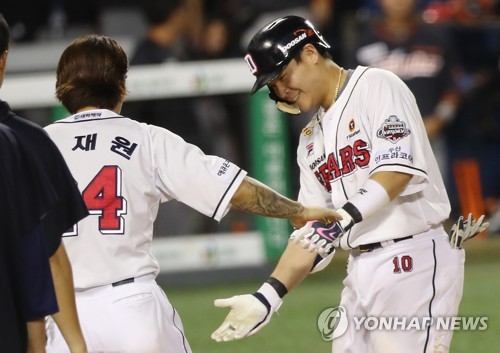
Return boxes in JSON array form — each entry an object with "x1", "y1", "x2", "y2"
[
  {"x1": 254, "y1": 281, "x2": 284, "y2": 312},
  {"x1": 336, "y1": 206, "x2": 356, "y2": 231},
  {"x1": 265, "y1": 277, "x2": 288, "y2": 298}
]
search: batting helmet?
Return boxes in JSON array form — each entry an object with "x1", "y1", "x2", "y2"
[{"x1": 245, "y1": 15, "x2": 331, "y2": 94}]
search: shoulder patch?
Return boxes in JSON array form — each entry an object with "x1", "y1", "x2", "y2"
[{"x1": 376, "y1": 115, "x2": 411, "y2": 143}]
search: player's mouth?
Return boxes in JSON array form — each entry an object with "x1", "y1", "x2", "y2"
[{"x1": 289, "y1": 92, "x2": 300, "y2": 105}]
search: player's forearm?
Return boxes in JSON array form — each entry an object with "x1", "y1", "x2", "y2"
[
  {"x1": 269, "y1": 243, "x2": 317, "y2": 292},
  {"x1": 49, "y1": 243, "x2": 88, "y2": 353},
  {"x1": 231, "y1": 177, "x2": 341, "y2": 228},
  {"x1": 26, "y1": 319, "x2": 46, "y2": 353},
  {"x1": 231, "y1": 176, "x2": 304, "y2": 219}
]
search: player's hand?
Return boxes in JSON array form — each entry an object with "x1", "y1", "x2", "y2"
[
  {"x1": 290, "y1": 220, "x2": 342, "y2": 257},
  {"x1": 211, "y1": 283, "x2": 282, "y2": 342},
  {"x1": 289, "y1": 206, "x2": 342, "y2": 229},
  {"x1": 290, "y1": 208, "x2": 354, "y2": 257},
  {"x1": 450, "y1": 213, "x2": 489, "y2": 249}
]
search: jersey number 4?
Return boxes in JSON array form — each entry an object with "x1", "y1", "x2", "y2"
[{"x1": 64, "y1": 165, "x2": 127, "y2": 236}]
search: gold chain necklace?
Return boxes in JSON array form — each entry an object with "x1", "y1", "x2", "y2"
[{"x1": 302, "y1": 67, "x2": 344, "y2": 136}]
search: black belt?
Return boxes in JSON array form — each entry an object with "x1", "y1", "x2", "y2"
[
  {"x1": 358, "y1": 235, "x2": 413, "y2": 253},
  {"x1": 112, "y1": 277, "x2": 135, "y2": 287}
]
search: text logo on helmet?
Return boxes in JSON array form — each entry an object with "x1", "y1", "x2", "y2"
[{"x1": 279, "y1": 29, "x2": 314, "y2": 57}]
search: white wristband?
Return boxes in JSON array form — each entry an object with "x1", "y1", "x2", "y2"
[
  {"x1": 257, "y1": 283, "x2": 283, "y2": 312},
  {"x1": 348, "y1": 179, "x2": 390, "y2": 221}
]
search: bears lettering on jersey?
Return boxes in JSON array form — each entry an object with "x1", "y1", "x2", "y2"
[{"x1": 312, "y1": 139, "x2": 370, "y2": 192}]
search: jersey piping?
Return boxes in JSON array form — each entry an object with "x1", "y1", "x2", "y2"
[
  {"x1": 370, "y1": 163, "x2": 427, "y2": 176},
  {"x1": 423, "y1": 239, "x2": 437, "y2": 353},
  {"x1": 335, "y1": 66, "x2": 370, "y2": 249},
  {"x1": 211, "y1": 168, "x2": 243, "y2": 219}
]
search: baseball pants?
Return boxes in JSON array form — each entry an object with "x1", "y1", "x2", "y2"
[
  {"x1": 46, "y1": 274, "x2": 192, "y2": 353},
  {"x1": 332, "y1": 227, "x2": 465, "y2": 353}
]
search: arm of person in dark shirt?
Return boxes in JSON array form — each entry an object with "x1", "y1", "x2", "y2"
[{"x1": 49, "y1": 242, "x2": 88, "y2": 353}]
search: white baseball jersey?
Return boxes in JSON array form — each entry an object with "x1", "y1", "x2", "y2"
[
  {"x1": 45, "y1": 109, "x2": 247, "y2": 289},
  {"x1": 297, "y1": 66, "x2": 450, "y2": 249}
]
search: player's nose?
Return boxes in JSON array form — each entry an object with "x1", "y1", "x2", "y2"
[{"x1": 273, "y1": 82, "x2": 291, "y2": 102}]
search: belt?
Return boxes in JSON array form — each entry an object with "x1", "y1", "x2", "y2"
[
  {"x1": 112, "y1": 277, "x2": 135, "y2": 287},
  {"x1": 358, "y1": 235, "x2": 413, "y2": 253}
]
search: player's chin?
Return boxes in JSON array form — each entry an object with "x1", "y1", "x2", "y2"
[{"x1": 297, "y1": 101, "x2": 314, "y2": 113}]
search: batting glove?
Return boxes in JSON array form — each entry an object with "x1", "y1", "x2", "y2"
[
  {"x1": 290, "y1": 208, "x2": 354, "y2": 257},
  {"x1": 450, "y1": 213, "x2": 489, "y2": 249},
  {"x1": 310, "y1": 251, "x2": 336, "y2": 273},
  {"x1": 211, "y1": 283, "x2": 282, "y2": 342}
]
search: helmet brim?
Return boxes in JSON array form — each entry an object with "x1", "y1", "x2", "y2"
[{"x1": 250, "y1": 71, "x2": 280, "y2": 95}]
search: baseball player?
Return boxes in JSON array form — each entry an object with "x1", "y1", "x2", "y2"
[
  {"x1": 43, "y1": 34, "x2": 339, "y2": 353},
  {"x1": 211, "y1": 16, "x2": 488, "y2": 352}
]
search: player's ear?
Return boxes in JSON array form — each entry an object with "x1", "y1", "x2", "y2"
[{"x1": 301, "y1": 43, "x2": 319, "y2": 65}]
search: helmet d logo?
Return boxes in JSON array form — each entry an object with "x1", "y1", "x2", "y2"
[{"x1": 244, "y1": 54, "x2": 258, "y2": 74}]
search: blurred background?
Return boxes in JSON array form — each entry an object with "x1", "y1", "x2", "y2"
[
  {"x1": 1, "y1": 1, "x2": 499, "y2": 350},
  {"x1": 2, "y1": 0, "x2": 499, "y2": 261}
]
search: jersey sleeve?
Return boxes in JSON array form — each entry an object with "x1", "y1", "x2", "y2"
[
  {"x1": 364, "y1": 69, "x2": 430, "y2": 196},
  {"x1": 148, "y1": 126, "x2": 247, "y2": 221}
]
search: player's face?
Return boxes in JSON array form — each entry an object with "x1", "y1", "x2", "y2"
[{"x1": 268, "y1": 47, "x2": 321, "y2": 113}]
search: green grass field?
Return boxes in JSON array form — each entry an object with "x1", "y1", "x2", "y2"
[{"x1": 164, "y1": 237, "x2": 500, "y2": 353}]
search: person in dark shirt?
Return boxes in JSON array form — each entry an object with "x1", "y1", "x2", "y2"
[
  {"x1": 351, "y1": 0, "x2": 461, "y2": 187},
  {"x1": 0, "y1": 123, "x2": 57, "y2": 353},
  {"x1": 0, "y1": 13, "x2": 89, "y2": 353}
]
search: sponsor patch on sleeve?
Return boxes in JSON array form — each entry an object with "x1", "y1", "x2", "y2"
[
  {"x1": 211, "y1": 158, "x2": 236, "y2": 182},
  {"x1": 377, "y1": 115, "x2": 411, "y2": 143},
  {"x1": 374, "y1": 146, "x2": 414, "y2": 164}
]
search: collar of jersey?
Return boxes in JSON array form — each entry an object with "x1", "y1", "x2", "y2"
[{"x1": 64, "y1": 109, "x2": 122, "y2": 122}]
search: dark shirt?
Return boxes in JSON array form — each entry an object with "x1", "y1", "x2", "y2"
[
  {"x1": 0, "y1": 101, "x2": 89, "y2": 352},
  {"x1": 0, "y1": 100, "x2": 89, "y2": 255},
  {"x1": 130, "y1": 38, "x2": 182, "y2": 65},
  {"x1": 0, "y1": 124, "x2": 56, "y2": 353},
  {"x1": 353, "y1": 21, "x2": 458, "y2": 116}
]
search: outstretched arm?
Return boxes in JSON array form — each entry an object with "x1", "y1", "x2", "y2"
[
  {"x1": 268, "y1": 242, "x2": 317, "y2": 291},
  {"x1": 230, "y1": 176, "x2": 341, "y2": 228},
  {"x1": 211, "y1": 242, "x2": 318, "y2": 342}
]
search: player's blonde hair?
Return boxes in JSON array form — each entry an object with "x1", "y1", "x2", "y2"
[{"x1": 56, "y1": 34, "x2": 128, "y2": 114}]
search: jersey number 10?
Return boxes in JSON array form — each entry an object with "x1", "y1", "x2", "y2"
[{"x1": 64, "y1": 165, "x2": 127, "y2": 236}]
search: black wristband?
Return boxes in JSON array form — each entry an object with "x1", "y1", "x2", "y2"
[
  {"x1": 342, "y1": 202, "x2": 363, "y2": 224},
  {"x1": 265, "y1": 277, "x2": 288, "y2": 298}
]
